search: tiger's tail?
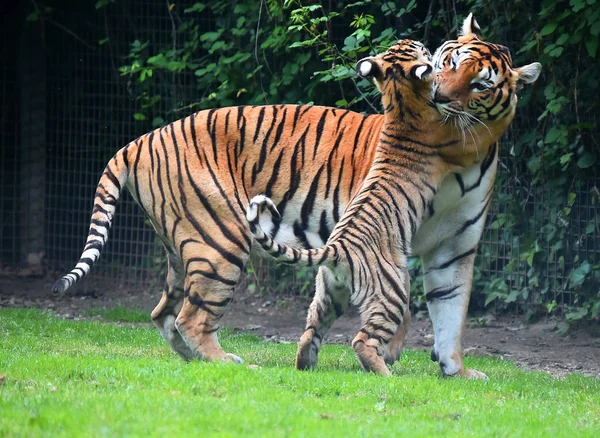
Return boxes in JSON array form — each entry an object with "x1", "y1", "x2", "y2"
[
  {"x1": 246, "y1": 195, "x2": 337, "y2": 267},
  {"x1": 51, "y1": 146, "x2": 131, "y2": 293}
]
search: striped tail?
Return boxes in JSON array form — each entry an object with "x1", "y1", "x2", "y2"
[
  {"x1": 52, "y1": 148, "x2": 130, "y2": 293},
  {"x1": 246, "y1": 195, "x2": 336, "y2": 267}
]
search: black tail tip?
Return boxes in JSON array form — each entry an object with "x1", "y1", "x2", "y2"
[{"x1": 51, "y1": 279, "x2": 69, "y2": 294}]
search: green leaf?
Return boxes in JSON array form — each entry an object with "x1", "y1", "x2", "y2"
[
  {"x1": 133, "y1": 113, "x2": 146, "y2": 121},
  {"x1": 548, "y1": 46, "x2": 564, "y2": 57},
  {"x1": 560, "y1": 153, "x2": 573, "y2": 167},
  {"x1": 505, "y1": 289, "x2": 521, "y2": 303},
  {"x1": 584, "y1": 36, "x2": 598, "y2": 57},
  {"x1": 566, "y1": 306, "x2": 588, "y2": 322},
  {"x1": 585, "y1": 220, "x2": 597, "y2": 234},
  {"x1": 95, "y1": 0, "x2": 115, "y2": 9},
  {"x1": 570, "y1": 0, "x2": 587, "y2": 12},
  {"x1": 577, "y1": 152, "x2": 596, "y2": 168},
  {"x1": 569, "y1": 261, "x2": 591, "y2": 286},
  {"x1": 540, "y1": 22, "x2": 558, "y2": 36},
  {"x1": 555, "y1": 33, "x2": 569, "y2": 45},
  {"x1": 152, "y1": 117, "x2": 165, "y2": 128},
  {"x1": 544, "y1": 126, "x2": 563, "y2": 144},
  {"x1": 184, "y1": 3, "x2": 206, "y2": 13}
]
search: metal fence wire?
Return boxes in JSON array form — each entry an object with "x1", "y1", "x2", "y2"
[{"x1": 1, "y1": 1, "x2": 598, "y2": 312}]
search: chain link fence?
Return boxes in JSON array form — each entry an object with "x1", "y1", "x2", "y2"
[{"x1": 1, "y1": 1, "x2": 598, "y2": 312}]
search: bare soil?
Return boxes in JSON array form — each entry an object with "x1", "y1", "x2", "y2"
[{"x1": 1, "y1": 274, "x2": 599, "y2": 379}]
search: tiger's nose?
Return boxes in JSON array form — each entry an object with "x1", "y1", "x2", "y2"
[{"x1": 433, "y1": 89, "x2": 452, "y2": 104}]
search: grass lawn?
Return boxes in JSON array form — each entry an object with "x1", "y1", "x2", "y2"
[{"x1": 1, "y1": 308, "x2": 599, "y2": 437}]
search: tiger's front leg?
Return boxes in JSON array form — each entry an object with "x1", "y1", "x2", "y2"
[
  {"x1": 422, "y1": 248, "x2": 488, "y2": 379},
  {"x1": 383, "y1": 269, "x2": 411, "y2": 365},
  {"x1": 296, "y1": 266, "x2": 350, "y2": 370}
]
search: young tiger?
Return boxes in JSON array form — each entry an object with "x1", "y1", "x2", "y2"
[
  {"x1": 53, "y1": 15, "x2": 540, "y2": 376},
  {"x1": 247, "y1": 29, "x2": 540, "y2": 376}
]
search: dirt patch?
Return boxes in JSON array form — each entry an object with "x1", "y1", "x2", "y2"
[{"x1": 1, "y1": 274, "x2": 599, "y2": 379}]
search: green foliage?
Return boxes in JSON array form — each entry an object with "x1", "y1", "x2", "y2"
[
  {"x1": 118, "y1": 0, "x2": 323, "y2": 125},
  {"x1": 109, "y1": 0, "x2": 600, "y2": 322},
  {"x1": 2, "y1": 308, "x2": 600, "y2": 436}
]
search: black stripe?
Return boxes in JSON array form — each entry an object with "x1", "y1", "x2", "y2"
[
  {"x1": 318, "y1": 210, "x2": 330, "y2": 244},
  {"x1": 253, "y1": 106, "x2": 266, "y2": 143},
  {"x1": 428, "y1": 247, "x2": 477, "y2": 271},
  {"x1": 465, "y1": 142, "x2": 497, "y2": 193},
  {"x1": 104, "y1": 167, "x2": 121, "y2": 192},
  {"x1": 270, "y1": 107, "x2": 287, "y2": 152},
  {"x1": 264, "y1": 149, "x2": 285, "y2": 198},
  {"x1": 457, "y1": 195, "x2": 492, "y2": 235},
  {"x1": 188, "y1": 269, "x2": 238, "y2": 287},
  {"x1": 300, "y1": 164, "x2": 325, "y2": 229},
  {"x1": 291, "y1": 105, "x2": 302, "y2": 134},
  {"x1": 455, "y1": 173, "x2": 465, "y2": 196},
  {"x1": 426, "y1": 284, "x2": 462, "y2": 301},
  {"x1": 312, "y1": 110, "x2": 329, "y2": 159},
  {"x1": 293, "y1": 221, "x2": 311, "y2": 249}
]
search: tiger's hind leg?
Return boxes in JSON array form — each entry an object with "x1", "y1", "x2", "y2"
[
  {"x1": 174, "y1": 248, "x2": 248, "y2": 363},
  {"x1": 296, "y1": 270, "x2": 349, "y2": 370},
  {"x1": 151, "y1": 255, "x2": 195, "y2": 360},
  {"x1": 296, "y1": 266, "x2": 350, "y2": 371}
]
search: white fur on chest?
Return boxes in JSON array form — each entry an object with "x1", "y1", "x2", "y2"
[{"x1": 412, "y1": 159, "x2": 496, "y2": 257}]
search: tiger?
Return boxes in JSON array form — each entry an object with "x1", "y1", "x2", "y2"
[
  {"x1": 53, "y1": 14, "x2": 540, "y2": 377},
  {"x1": 247, "y1": 16, "x2": 541, "y2": 377}
]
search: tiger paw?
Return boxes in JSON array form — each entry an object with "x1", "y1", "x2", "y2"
[
  {"x1": 296, "y1": 333, "x2": 319, "y2": 370},
  {"x1": 441, "y1": 366, "x2": 488, "y2": 380},
  {"x1": 353, "y1": 341, "x2": 391, "y2": 376},
  {"x1": 461, "y1": 368, "x2": 488, "y2": 380},
  {"x1": 225, "y1": 353, "x2": 243, "y2": 364}
]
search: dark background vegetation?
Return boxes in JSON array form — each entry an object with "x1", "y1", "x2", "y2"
[{"x1": 1, "y1": 0, "x2": 598, "y2": 325}]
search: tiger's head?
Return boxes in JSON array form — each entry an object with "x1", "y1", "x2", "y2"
[
  {"x1": 355, "y1": 39, "x2": 435, "y2": 116},
  {"x1": 432, "y1": 13, "x2": 541, "y2": 133}
]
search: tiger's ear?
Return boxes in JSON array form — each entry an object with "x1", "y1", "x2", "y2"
[
  {"x1": 461, "y1": 13, "x2": 482, "y2": 38},
  {"x1": 514, "y1": 62, "x2": 542, "y2": 91},
  {"x1": 409, "y1": 64, "x2": 434, "y2": 81},
  {"x1": 356, "y1": 58, "x2": 381, "y2": 79}
]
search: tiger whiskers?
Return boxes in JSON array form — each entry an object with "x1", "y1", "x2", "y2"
[
  {"x1": 461, "y1": 110, "x2": 493, "y2": 139},
  {"x1": 459, "y1": 113, "x2": 480, "y2": 160}
]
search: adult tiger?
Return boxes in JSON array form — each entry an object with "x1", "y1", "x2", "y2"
[
  {"x1": 248, "y1": 17, "x2": 541, "y2": 377},
  {"x1": 53, "y1": 15, "x2": 540, "y2": 376}
]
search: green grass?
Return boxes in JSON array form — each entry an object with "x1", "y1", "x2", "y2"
[
  {"x1": 84, "y1": 306, "x2": 151, "y2": 323},
  {"x1": 1, "y1": 308, "x2": 599, "y2": 437}
]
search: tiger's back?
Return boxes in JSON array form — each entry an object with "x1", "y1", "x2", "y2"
[{"x1": 128, "y1": 105, "x2": 383, "y2": 256}]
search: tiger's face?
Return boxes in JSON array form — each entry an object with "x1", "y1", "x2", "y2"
[
  {"x1": 356, "y1": 39, "x2": 435, "y2": 98},
  {"x1": 432, "y1": 14, "x2": 541, "y2": 125}
]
